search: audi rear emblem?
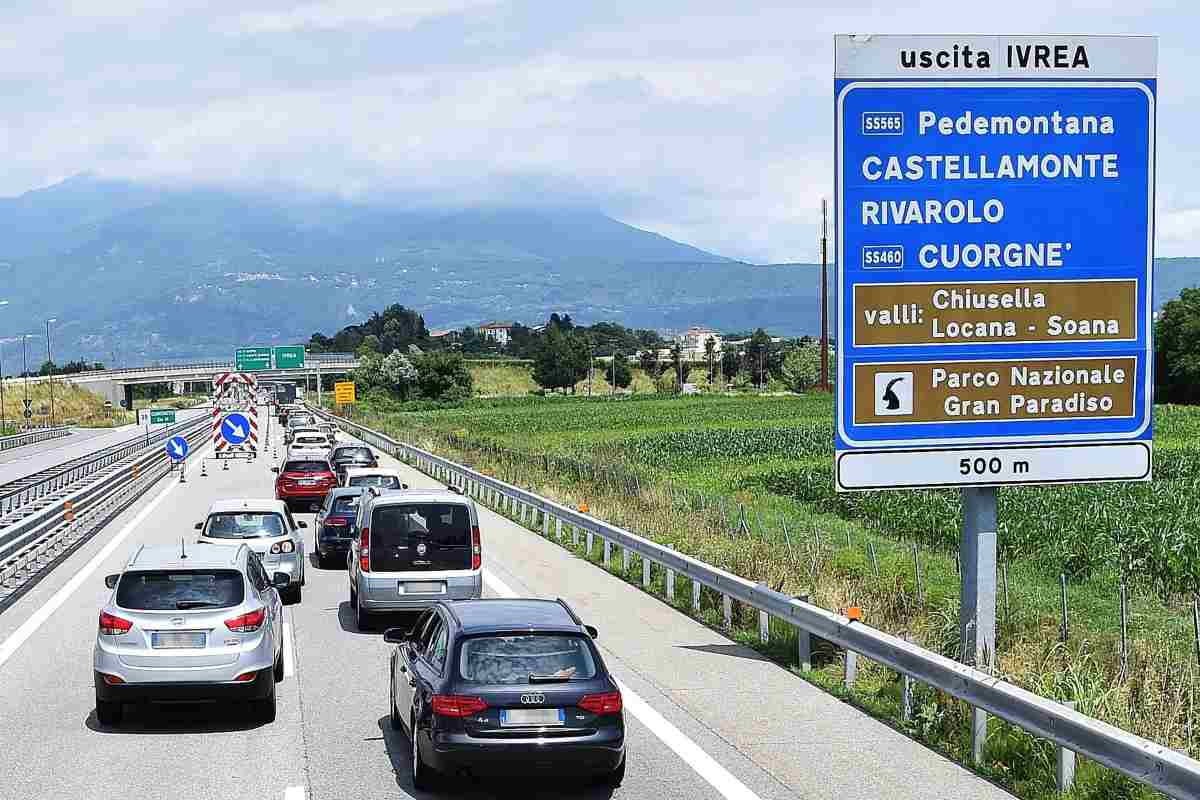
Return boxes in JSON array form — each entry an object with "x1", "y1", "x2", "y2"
[
  {"x1": 416, "y1": 542, "x2": 427, "y2": 556},
  {"x1": 520, "y1": 693, "x2": 544, "y2": 705}
]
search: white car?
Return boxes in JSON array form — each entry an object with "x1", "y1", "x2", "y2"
[
  {"x1": 291, "y1": 430, "x2": 332, "y2": 453},
  {"x1": 194, "y1": 498, "x2": 307, "y2": 603},
  {"x1": 342, "y1": 467, "x2": 408, "y2": 490}
]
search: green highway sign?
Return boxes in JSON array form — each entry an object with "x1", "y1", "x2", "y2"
[
  {"x1": 274, "y1": 346, "x2": 305, "y2": 370},
  {"x1": 235, "y1": 347, "x2": 272, "y2": 372},
  {"x1": 149, "y1": 409, "x2": 176, "y2": 425}
]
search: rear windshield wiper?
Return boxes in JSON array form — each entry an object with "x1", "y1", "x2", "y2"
[
  {"x1": 176, "y1": 600, "x2": 219, "y2": 609},
  {"x1": 528, "y1": 673, "x2": 574, "y2": 683}
]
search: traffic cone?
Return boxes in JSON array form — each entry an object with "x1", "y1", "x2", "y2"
[
  {"x1": 179, "y1": 460, "x2": 187, "y2": 483},
  {"x1": 201, "y1": 459, "x2": 207, "y2": 477},
  {"x1": 223, "y1": 457, "x2": 229, "y2": 471}
]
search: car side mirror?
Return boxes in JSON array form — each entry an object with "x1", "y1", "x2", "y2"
[
  {"x1": 272, "y1": 572, "x2": 290, "y2": 589},
  {"x1": 402, "y1": 483, "x2": 409, "y2": 490},
  {"x1": 297, "y1": 521, "x2": 308, "y2": 528},
  {"x1": 104, "y1": 574, "x2": 120, "y2": 589},
  {"x1": 585, "y1": 625, "x2": 598, "y2": 639},
  {"x1": 383, "y1": 627, "x2": 408, "y2": 645},
  {"x1": 194, "y1": 522, "x2": 203, "y2": 530},
  {"x1": 271, "y1": 466, "x2": 279, "y2": 473}
]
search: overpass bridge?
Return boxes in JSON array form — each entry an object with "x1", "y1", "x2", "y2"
[{"x1": 47, "y1": 353, "x2": 359, "y2": 407}]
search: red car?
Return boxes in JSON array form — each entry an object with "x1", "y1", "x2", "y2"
[{"x1": 274, "y1": 456, "x2": 338, "y2": 511}]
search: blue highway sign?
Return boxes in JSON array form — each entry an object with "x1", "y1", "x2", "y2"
[
  {"x1": 220, "y1": 412, "x2": 251, "y2": 446},
  {"x1": 834, "y1": 35, "x2": 1156, "y2": 491},
  {"x1": 166, "y1": 435, "x2": 189, "y2": 461}
]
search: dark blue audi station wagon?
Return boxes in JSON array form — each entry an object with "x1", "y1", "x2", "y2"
[{"x1": 385, "y1": 599, "x2": 626, "y2": 789}]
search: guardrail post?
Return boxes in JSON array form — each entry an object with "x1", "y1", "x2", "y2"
[
  {"x1": 1056, "y1": 701, "x2": 1077, "y2": 791},
  {"x1": 901, "y1": 635, "x2": 914, "y2": 720},
  {"x1": 692, "y1": 580, "x2": 701, "y2": 611},
  {"x1": 971, "y1": 707, "x2": 987, "y2": 766},
  {"x1": 665, "y1": 549, "x2": 675, "y2": 600},
  {"x1": 642, "y1": 556, "x2": 651, "y2": 588},
  {"x1": 759, "y1": 609, "x2": 770, "y2": 644},
  {"x1": 555, "y1": 518, "x2": 563, "y2": 540},
  {"x1": 602, "y1": 538, "x2": 611, "y2": 566},
  {"x1": 622, "y1": 547, "x2": 631, "y2": 574},
  {"x1": 723, "y1": 595, "x2": 732, "y2": 629},
  {"x1": 542, "y1": 511, "x2": 550, "y2": 536},
  {"x1": 585, "y1": 530, "x2": 593, "y2": 555},
  {"x1": 844, "y1": 650, "x2": 857, "y2": 689}
]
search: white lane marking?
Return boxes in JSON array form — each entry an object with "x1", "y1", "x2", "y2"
[
  {"x1": 481, "y1": 568, "x2": 762, "y2": 800},
  {"x1": 282, "y1": 614, "x2": 296, "y2": 678},
  {"x1": 0, "y1": 445, "x2": 212, "y2": 671},
  {"x1": 283, "y1": 786, "x2": 305, "y2": 800}
]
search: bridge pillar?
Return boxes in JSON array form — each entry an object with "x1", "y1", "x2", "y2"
[{"x1": 172, "y1": 380, "x2": 185, "y2": 395}]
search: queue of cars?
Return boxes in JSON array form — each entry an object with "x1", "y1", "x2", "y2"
[{"x1": 91, "y1": 401, "x2": 626, "y2": 788}]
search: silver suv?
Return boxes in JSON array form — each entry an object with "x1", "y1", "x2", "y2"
[
  {"x1": 93, "y1": 543, "x2": 287, "y2": 726},
  {"x1": 195, "y1": 499, "x2": 307, "y2": 603},
  {"x1": 348, "y1": 488, "x2": 482, "y2": 629}
]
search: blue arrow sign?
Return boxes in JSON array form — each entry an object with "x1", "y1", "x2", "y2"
[
  {"x1": 166, "y1": 435, "x2": 190, "y2": 461},
  {"x1": 221, "y1": 412, "x2": 251, "y2": 446}
]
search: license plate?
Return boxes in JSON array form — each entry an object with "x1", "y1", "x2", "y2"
[
  {"x1": 298, "y1": 479, "x2": 317, "y2": 486},
  {"x1": 500, "y1": 708, "x2": 565, "y2": 727},
  {"x1": 151, "y1": 631, "x2": 206, "y2": 649},
  {"x1": 399, "y1": 581, "x2": 445, "y2": 595}
]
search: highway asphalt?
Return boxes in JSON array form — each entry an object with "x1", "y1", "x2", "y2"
[
  {"x1": 0, "y1": 417, "x2": 1013, "y2": 800},
  {"x1": 0, "y1": 408, "x2": 209, "y2": 487}
]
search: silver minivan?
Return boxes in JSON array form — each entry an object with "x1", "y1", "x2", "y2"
[
  {"x1": 347, "y1": 489, "x2": 482, "y2": 629},
  {"x1": 93, "y1": 543, "x2": 287, "y2": 726},
  {"x1": 195, "y1": 499, "x2": 306, "y2": 603}
]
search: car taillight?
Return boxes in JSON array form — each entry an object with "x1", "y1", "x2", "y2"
[
  {"x1": 270, "y1": 540, "x2": 296, "y2": 554},
  {"x1": 100, "y1": 673, "x2": 125, "y2": 685},
  {"x1": 98, "y1": 611, "x2": 132, "y2": 635},
  {"x1": 579, "y1": 691, "x2": 623, "y2": 715},
  {"x1": 431, "y1": 695, "x2": 488, "y2": 717},
  {"x1": 233, "y1": 670, "x2": 260, "y2": 682},
  {"x1": 471, "y1": 525, "x2": 481, "y2": 570},
  {"x1": 360, "y1": 527, "x2": 370, "y2": 571},
  {"x1": 225, "y1": 608, "x2": 266, "y2": 632},
  {"x1": 325, "y1": 517, "x2": 348, "y2": 527}
]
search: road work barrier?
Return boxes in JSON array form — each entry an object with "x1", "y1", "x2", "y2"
[{"x1": 313, "y1": 405, "x2": 1200, "y2": 800}]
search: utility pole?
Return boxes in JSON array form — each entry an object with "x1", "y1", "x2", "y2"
[
  {"x1": 45, "y1": 319, "x2": 56, "y2": 427},
  {"x1": 0, "y1": 340, "x2": 6, "y2": 433},
  {"x1": 610, "y1": 352, "x2": 615, "y2": 396},
  {"x1": 21, "y1": 334, "x2": 29, "y2": 428},
  {"x1": 820, "y1": 197, "x2": 830, "y2": 391},
  {"x1": 588, "y1": 343, "x2": 593, "y2": 397}
]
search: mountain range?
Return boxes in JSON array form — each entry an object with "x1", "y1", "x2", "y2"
[{"x1": 1, "y1": 174, "x2": 1196, "y2": 362}]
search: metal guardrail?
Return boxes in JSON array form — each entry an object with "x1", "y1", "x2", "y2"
[
  {"x1": 0, "y1": 427, "x2": 70, "y2": 452},
  {"x1": 0, "y1": 413, "x2": 211, "y2": 557},
  {"x1": 315, "y1": 406, "x2": 1200, "y2": 800},
  {"x1": 0, "y1": 414, "x2": 211, "y2": 601}
]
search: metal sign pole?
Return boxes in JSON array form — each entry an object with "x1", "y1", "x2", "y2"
[{"x1": 960, "y1": 485, "x2": 998, "y2": 764}]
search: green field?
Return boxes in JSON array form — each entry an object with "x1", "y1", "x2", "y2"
[{"x1": 353, "y1": 392, "x2": 1200, "y2": 799}]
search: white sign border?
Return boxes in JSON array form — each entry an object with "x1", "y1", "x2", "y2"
[{"x1": 836, "y1": 79, "x2": 1155, "y2": 449}]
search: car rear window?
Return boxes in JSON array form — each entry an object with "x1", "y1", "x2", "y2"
[
  {"x1": 349, "y1": 475, "x2": 402, "y2": 489},
  {"x1": 116, "y1": 570, "x2": 245, "y2": 610},
  {"x1": 458, "y1": 635, "x2": 598, "y2": 684},
  {"x1": 334, "y1": 447, "x2": 372, "y2": 461},
  {"x1": 332, "y1": 495, "x2": 361, "y2": 513},
  {"x1": 295, "y1": 435, "x2": 326, "y2": 444},
  {"x1": 283, "y1": 460, "x2": 329, "y2": 473},
  {"x1": 204, "y1": 512, "x2": 286, "y2": 539},
  {"x1": 369, "y1": 503, "x2": 472, "y2": 571}
]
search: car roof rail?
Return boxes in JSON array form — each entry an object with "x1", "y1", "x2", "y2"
[
  {"x1": 130, "y1": 543, "x2": 147, "y2": 565},
  {"x1": 555, "y1": 597, "x2": 583, "y2": 625}
]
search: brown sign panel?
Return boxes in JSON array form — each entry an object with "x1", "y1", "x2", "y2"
[
  {"x1": 853, "y1": 357, "x2": 1137, "y2": 425},
  {"x1": 853, "y1": 279, "x2": 1137, "y2": 346}
]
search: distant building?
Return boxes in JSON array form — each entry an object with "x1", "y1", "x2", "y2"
[
  {"x1": 478, "y1": 321, "x2": 515, "y2": 345},
  {"x1": 429, "y1": 329, "x2": 459, "y2": 341},
  {"x1": 676, "y1": 326, "x2": 723, "y2": 361}
]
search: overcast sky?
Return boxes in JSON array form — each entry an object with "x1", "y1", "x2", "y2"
[{"x1": 3, "y1": 1, "x2": 1197, "y2": 262}]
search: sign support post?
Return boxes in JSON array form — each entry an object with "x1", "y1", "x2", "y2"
[{"x1": 960, "y1": 485, "x2": 997, "y2": 763}]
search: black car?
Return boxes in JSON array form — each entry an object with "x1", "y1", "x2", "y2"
[
  {"x1": 314, "y1": 487, "x2": 363, "y2": 567},
  {"x1": 330, "y1": 445, "x2": 378, "y2": 482},
  {"x1": 385, "y1": 599, "x2": 625, "y2": 789}
]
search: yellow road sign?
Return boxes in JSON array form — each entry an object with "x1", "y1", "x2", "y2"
[{"x1": 334, "y1": 381, "x2": 356, "y2": 404}]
